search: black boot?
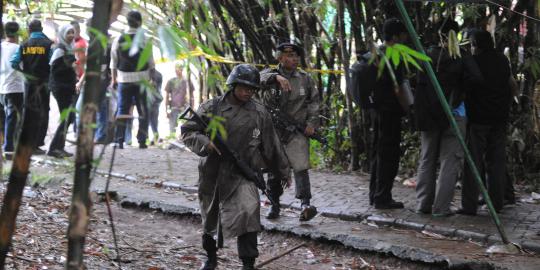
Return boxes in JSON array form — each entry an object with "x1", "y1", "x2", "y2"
[
  {"x1": 201, "y1": 234, "x2": 218, "y2": 270},
  {"x1": 200, "y1": 253, "x2": 217, "y2": 270},
  {"x1": 299, "y1": 199, "x2": 317, "y2": 222},
  {"x1": 265, "y1": 197, "x2": 280, "y2": 219},
  {"x1": 241, "y1": 257, "x2": 256, "y2": 270}
]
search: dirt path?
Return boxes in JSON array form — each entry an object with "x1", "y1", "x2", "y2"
[{"x1": 1, "y1": 169, "x2": 441, "y2": 269}]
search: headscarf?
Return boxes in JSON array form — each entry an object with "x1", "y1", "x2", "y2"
[{"x1": 50, "y1": 24, "x2": 75, "y2": 64}]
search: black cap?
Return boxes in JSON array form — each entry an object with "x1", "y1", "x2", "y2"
[
  {"x1": 226, "y1": 64, "x2": 260, "y2": 89},
  {"x1": 383, "y1": 18, "x2": 406, "y2": 41},
  {"x1": 436, "y1": 19, "x2": 459, "y2": 35},
  {"x1": 5, "y1": 21, "x2": 20, "y2": 37},
  {"x1": 28, "y1": 19, "x2": 42, "y2": 33},
  {"x1": 127, "y1": 10, "x2": 142, "y2": 27},
  {"x1": 277, "y1": 42, "x2": 303, "y2": 55}
]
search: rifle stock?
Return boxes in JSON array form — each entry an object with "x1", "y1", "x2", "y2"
[{"x1": 179, "y1": 107, "x2": 278, "y2": 206}]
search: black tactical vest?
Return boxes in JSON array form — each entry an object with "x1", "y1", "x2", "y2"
[{"x1": 117, "y1": 33, "x2": 149, "y2": 72}]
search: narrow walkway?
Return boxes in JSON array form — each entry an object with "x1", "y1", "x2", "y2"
[{"x1": 86, "y1": 145, "x2": 540, "y2": 252}]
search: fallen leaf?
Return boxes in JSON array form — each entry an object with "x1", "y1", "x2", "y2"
[{"x1": 180, "y1": 255, "x2": 198, "y2": 261}]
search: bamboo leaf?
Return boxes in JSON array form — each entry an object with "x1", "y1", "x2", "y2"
[
  {"x1": 87, "y1": 27, "x2": 108, "y2": 50},
  {"x1": 205, "y1": 114, "x2": 227, "y2": 141},
  {"x1": 400, "y1": 51, "x2": 411, "y2": 73},
  {"x1": 406, "y1": 54, "x2": 423, "y2": 72},
  {"x1": 60, "y1": 107, "x2": 78, "y2": 123},
  {"x1": 120, "y1": 34, "x2": 132, "y2": 51},
  {"x1": 390, "y1": 47, "x2": 400, "y2": 67},
  {"x1": 394, "y1": 44, "x2": 431, "y2": 62},
  {"x1": 136, "y1": 42, "x2": 153, "y2": 72},
  {"x1": 157, "y1": 26, "x2": 181, "y2": 60},
  {"x1": 184, "y1": 9, "x2": 193, "y2": 31}
]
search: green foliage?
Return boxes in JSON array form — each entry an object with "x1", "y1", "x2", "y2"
[
  {"x1": 60, "y1": 107, "x2": 78, "y2": 123},
  {"x1": 399, "y1": 129, "x2": 420, "y2": 178},
  {"x1": 311, "y1": 92, "x2": 350, "y2": 171},
  {"x1": 205, "y1": 114, "x2": 227, "y2": 141},
  {"x1": 458, "y1": 4, "x2": 482, "y2": 22},
  {"x1": 157, "y1": 26, "x2": 183, "y2": 60},
  {"x1": 309, "y1": 140, "x2": 322, "y2": 168},
  {"x1": 379, "y1": 44, "x2": 431, "y2": 79},
  {"x1": 137, "y1": 42, "x2": 154, "y2": 71},
  {"x1": 144, "y1": 0, "x2": 539, "y2": 181},
  {"x1": 87, "y1": 27, "x2": 109, "y2": 50},
  {"x1": 30, "y1": 173, "x2": 55, "y2": 186},
  {"x1": 522, "y1": 48, "x2": 540, "y2": 80},
  {"x1": 120, "y1": 34, "x2": 133, "y2": 51}
]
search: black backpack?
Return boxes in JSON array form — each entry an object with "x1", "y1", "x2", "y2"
[{"x1": 348, "y1": 52, "x2": 377, "y2": 110}]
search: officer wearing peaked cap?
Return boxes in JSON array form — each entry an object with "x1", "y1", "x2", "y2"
[{"x1": 259, "y1": 41, "x2": 320, "y2": 222}]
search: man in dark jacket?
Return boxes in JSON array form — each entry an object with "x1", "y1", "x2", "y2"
[
  {"x1": 459, "y1": 30, "x2": 516, "y2": 215},
  {"x1": 368, "y1": 18, "x2": 408, "y2": 209},
  {"x1": 10, "y1": 19, "x2": 53, "y2": 154},
  {"x1": 414, "y1": 19, "x2": 469, "y2": 217}
]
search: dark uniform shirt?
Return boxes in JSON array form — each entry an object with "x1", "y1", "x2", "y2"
[
  {"x1": 465, "y1": 49, "x2": 512, "y2": 125},
  {"x1": 11, "y1": 32, "x2": 53, "y2": 82}
]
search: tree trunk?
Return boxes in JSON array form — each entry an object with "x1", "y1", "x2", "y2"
[
  {"x1": 337, "y1": 0, "x2": 359, "y2": 170},
  {"x1": 66, "y1": 1, "x2": 113, "y2": 269},
  {"x1": 0, "y1": 2, "x2": 46, "y2": 268}
]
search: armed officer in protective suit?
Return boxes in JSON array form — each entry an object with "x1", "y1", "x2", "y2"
[
  {"x1": 181, "y1": 64, "x2": 290, "y2": 270},
  {"x1": 259, "y1": 42, "x2": 320, "y2": 221}
]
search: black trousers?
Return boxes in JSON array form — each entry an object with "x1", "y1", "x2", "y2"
[
  {"x1": 21, "y1": 81, "x2": 48, "y2": 150},
  {"x1": 49, "y1": 87, "x2": 76, "y2": 152},
  {"x1": 33, "y1": 83, "x2": 50, "y2": 148},
  {"x1": 0, "y1": 93, "x2": 23, "y2": 152},
  {"x1": 462, "y1": 122, "x2": 507, "y2": 213},
  {"x1": 202, "y1": 232, "x2": 258, "y2": 259},
  {"x1": 369, "y1": 110, "x2": 402, "y2": 205},
  {"x1": 267, "y1": 170, "x2": 311, "y2": 204}
]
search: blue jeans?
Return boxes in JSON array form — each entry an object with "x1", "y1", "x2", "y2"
[
  {"x1": 95, "y1": 94, "x2": 109, "y2": 142},
  {"x1": 149, "y1": 101, "x2": 160, "y2": 136},
  {"x1": 115, "y1": 82, "x2": 148, "y2": 144},
  {"x1": 0, "y1": 93, "x2": 23, "y2": 152}
]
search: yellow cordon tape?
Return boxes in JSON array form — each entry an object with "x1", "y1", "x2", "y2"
[{"x1": 156, "y1": 47, "x2": 344, "y2": 75}]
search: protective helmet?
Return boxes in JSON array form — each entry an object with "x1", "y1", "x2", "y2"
[{"x1": 226, "y1": 64, "x2": 260, "y2": 89}]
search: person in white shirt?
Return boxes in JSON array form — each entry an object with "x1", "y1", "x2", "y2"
[
  {"x1": 0, "y1": 21, "x2": 24, "y2": 158},
  {"x1": 109, "y1": 10, "x2": 154, "y2": 149}
]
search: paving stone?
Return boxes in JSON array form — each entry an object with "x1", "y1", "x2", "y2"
[
  {"x1": 395, "y1": 219, "x2": 426, "y2": 231},
  {"x1": 455, "y1": 230, "x2": 489, "y2": 242},
  {"x1": 521, "y1": 241, "x2": 540, "y2": 253},
  {"x1": 71, "y1": 147, "x2": 540, "y2": 253}
]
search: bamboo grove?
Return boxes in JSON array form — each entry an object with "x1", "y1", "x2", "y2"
[
  {"x1": 143, "y1": 0, "x2": 540, "y2": 182},
  {"x1": 0, "y1": 0, "x2": 539, "y2": 267}
]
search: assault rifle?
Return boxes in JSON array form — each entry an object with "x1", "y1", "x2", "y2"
[
  {"x1": 256, "y1": 100, "x2": 327, "y2": 144},
  {"x1": 179, "y1": 107, "x2": 278, "y2": 206}
]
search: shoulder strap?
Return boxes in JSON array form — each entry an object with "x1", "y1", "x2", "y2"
[{"x1": 211, "y1": 97, "x2": 220, "y2": 116}]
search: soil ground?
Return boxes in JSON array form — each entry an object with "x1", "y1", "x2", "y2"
[{"x1": 1, "y1": 169, "x2": 440, "y2": 270}]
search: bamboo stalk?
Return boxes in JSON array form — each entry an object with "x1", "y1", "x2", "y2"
[
  {"x1": 66, "y1": 1, "x2": 114, "y2": 269},
  {"x1": 255, "y1": 242, "x2": 306, "y2": 268}
]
